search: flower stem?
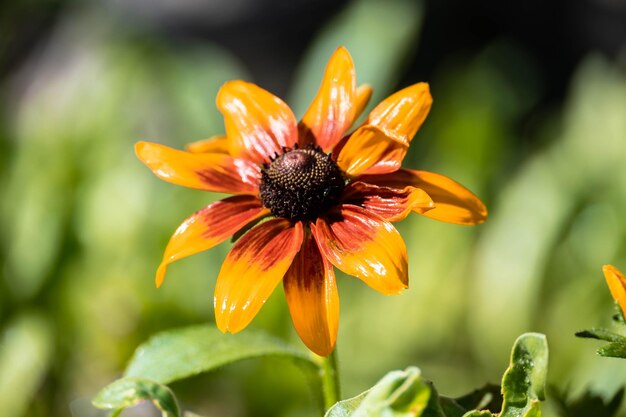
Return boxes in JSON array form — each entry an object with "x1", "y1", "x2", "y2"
[{"x1": 321, "y1": 348, "x2": 341, "y2": 411}]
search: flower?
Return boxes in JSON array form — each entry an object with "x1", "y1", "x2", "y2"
[
  {"x1": 603, "y1": 264, "x2": 626, "y2": 318},
  {"x1": 136, "y1": 47, "x2": 487, "y2": 356}
]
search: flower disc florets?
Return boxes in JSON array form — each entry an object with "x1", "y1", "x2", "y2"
[{"x1": 259, "y1": 146, "x2": 345, "y2": 221}]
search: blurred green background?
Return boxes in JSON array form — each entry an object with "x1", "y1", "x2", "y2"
[{"x1": 1, "y1": 0, "x2": 625, "y2": 416}]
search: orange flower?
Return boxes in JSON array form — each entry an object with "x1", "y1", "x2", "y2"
[
  {"x1": 136, "y1": 47, "x2": 487, "y2": 356},
  {"x1": 604, "y1": 265, "x2": 626, "y2": 318}
]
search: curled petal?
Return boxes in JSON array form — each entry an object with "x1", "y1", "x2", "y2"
[
  {"x1": 604, "y1": 265, "x2": 626, "y2": 318},
  {"x1": 359, "y1": 169, "x2": 487, "y2": 225},
  {"x1": 366, "y1": 82, "x2": 432, "y2": 145},
  {"x1": 217, "y1": 81, "x2": 298, "y2": 163},
  {"x1": 284, "y1": 233, "x2": 339, "y2": 356},
  {"x1": 155, "y1": 196, "x2": 269, "y2": 287},
  {"x1": 342, "y1": 181, "x2": 434, "y2": 222},
  {"x1": 215, "y1": 220, "x2": 304, "y2": 333},
  {"x1": 299, "y1": 47, "x2": 356, "y2": 151},
  {"x1": 312, "y1": 205, "x2": 408, "y2": 295},
  {"x1": 135, "y1": 141, "x2": 260, "y2": 194},
  {"x1": 336, "y1": 125, "x2": 408, "y2": 176},
  {"x1": 186, "y1": 135, "x2": 230, "y2": 154}
]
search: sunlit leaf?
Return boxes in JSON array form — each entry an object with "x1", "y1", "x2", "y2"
[
  {"x1": 124, "y1": 325, "x2": 318, "y2": 383},
  {"x1": 323, "y1": 391, "x2": 369, "y2": 417},
  {"x1": 92, "y1": 377, "x2": 180, "y2": 417},
  {"x1": 499, "y1": 333, "x2": 548, "y2": 417},
  {"x1": 325, "y1": 367, "x2": 430, "y2": 417}
]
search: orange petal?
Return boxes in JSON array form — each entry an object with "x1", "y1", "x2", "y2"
[
  {"x1": 312, "y1": 205, "x2": 408, "y2": 295},
  {"x1": 155, "y1": 196, "x2": 269, "y2": 287},
  {"x1": 284, "y1": 233, "x2": 339, "y2": 356},
  {"x1": 217, "y1": 81, "x2": 298, "y2": 164},
  {"x1": 186, "y1": 135, "x2": 230, "y2": 154},
  {"x1": 342, "y1": 181, "x2": 434, "y2": 222},
  {"x1": 353, "y1": 84, "x2": 373, "y2": 122},
  {"x1": 214, "y1": 219, "x2": 304, "y2": 333},
  {"x1": 366, "y1": 82, "x2": 432, "y2": 145},
  {"x1": 299, "y1": 47, "x2": 356, "y2": 151},
  {"x1": 603, "y1": 265, "x2": 626, "y2": 318},
  {"x1": 135, "y1": 141, "x2": 260, "y2": 194},
  {"x1": 336, "y1": 125, "x2": 408, "y2": 176},
  {"x1": 359, "y1": 169, "x2": 487, "y2": 225}
]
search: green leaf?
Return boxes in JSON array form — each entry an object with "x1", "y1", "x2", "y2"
[
  {"x1": 576, "y1": 326, "x2": 626, "y2": 358},
  {"x1": 461, "y1": 411, "x2": 494, "y2": 417},
  {"x1": 124, "y1": 324, "x2": 318, "y2": 383},
  {"x1": 323, "y1": 391, "x2": 370, "y2": 417},
  {"x1": 598, "y1": 340, "x2": 626, "y2": 358},
  {"x1": 499, "y1": 333, "x2": 548, "y2": 417},
  {"x1": 92, "y1": 377, "x2": 180, "y2": 417},
  {"x1": 421, "y1": 384, "x2": 460, "y2": 417},
  {"x1": 575, "y1": 328, "x2": 623, "y2": 342},
  {"x1": 325, "y1": 367, "x2": 431, "y2": 417}
]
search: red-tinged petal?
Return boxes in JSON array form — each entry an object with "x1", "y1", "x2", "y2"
[
  {"x1": 353, "y1": 84, "x2": 373, "y2": 122},
  {"x1": 284, "y1": 233, "x2": 339, "y2": 356},
  {"x1": 358, "y1": 169, "x2": 487, "y2": 225},
  {"x1": 155, "y1": 195, "x2": 269, "y2": 287},
  {"x1": 604, "y1": 265, "x2": 626, "y2": 318},
  {"x1": 215, "y1": 219, "x2": 304, "y2": 333},
  {"x1": 135, "y1": 141, "x2": 260, "y2": 194},
  {"x1": 342, "y1": 181, "x2": 434, "y2": 222},
  {"x1": 186, "y1": 135, "x2": 230, "y2": 154},
  {"x1": 299, "y1": 47, "x2": 356, "y2": 151},
  {"x1": 336, "y1": 125, "x2": 408, "y2": 176},
  {"x1": 312, "y1": 205, "x2": 408, "y2": 295},
  {"x1": 217, "y1": 81, "x2": 298, "y2": 164},
  {"x1": 366, "y1": 82, "x2": 432, "y2": 145}
]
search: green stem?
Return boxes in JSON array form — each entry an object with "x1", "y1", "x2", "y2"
[{"x1": 321, "y1": 348, "x2": 341, "y2": 411}]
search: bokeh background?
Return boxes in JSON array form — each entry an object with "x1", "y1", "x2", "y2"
[{"x1": 1, "y1": 0, "x2": 626, "y2": 416}]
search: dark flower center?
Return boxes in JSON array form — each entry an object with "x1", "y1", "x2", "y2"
[{"x1": 259, "y1": 147, "x2": 345, "y2": 221}]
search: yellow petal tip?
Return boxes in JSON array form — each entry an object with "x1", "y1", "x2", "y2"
[
  {"x1": 155, "y1": 263, "x2": 167, "y2": 288},
  {"x1": 134, "y1": 141, "x2": 147, "y2": 156}
]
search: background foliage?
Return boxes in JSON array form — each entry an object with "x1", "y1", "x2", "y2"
[{"x1": 0, "y1": 0, "x2": 625, "y2": 416}]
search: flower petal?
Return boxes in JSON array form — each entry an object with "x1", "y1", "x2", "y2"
[
  {"x1": 135, "y1": 141, "x2": 260, "y2": 194},
  {"x1": 359, "y1": 169, "x2": 487, "y2": 225},
  {"x1": 312, "y1": 205, "x2": 408, "y2": 295},
  {"x1": 217, "y1": 81, "x2": 298, "y2": 163},
  {"x1": 367, "y1": 82, "x2": 432, "y2": 145},
  {"x1": 215, "y1": 219, "x2": 304, "y2": 333},
  {"x1": 353, "y1": 84, "x2": 373, "y2": 122},
  {"x1": 284, "y1": 233, "x2": 339, "y2": 356},
  {"x1": 334, "y1": 83, "x2": 432, "y2": 176},
  {"x1": 186, "y1": 135, "x2": 230, "y2": 154},
  {"x1": 604, "y1": 265, "x2": 626, "y2": 318},
  {"x1": 299, "y1": 47, "x2": 356, "y2": 151},
  {"x1": 336, "y1": 125, "x2": 408, "y2": 176},
  {"x1": 342, "y1": 181, "x2": 434, "y2": 222},
  {"x1": 156, "y1": 196, "x2": 269, "y2": 287}
]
